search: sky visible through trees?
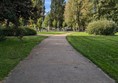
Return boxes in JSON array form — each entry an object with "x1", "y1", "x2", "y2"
[
  {"x1": 45, "y1": 0, "x2": 51, "y2": 12},
  {"x1": 45, "y1": 0, "x2": 67, "y2": 12}
]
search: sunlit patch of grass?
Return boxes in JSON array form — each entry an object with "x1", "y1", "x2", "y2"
[{"x1": 67, "y1": 32, "x2": 118, "y2": 83}]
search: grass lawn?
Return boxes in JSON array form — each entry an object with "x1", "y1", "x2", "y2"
[
  {"x1": 67, "y1": 32, "x2": 118, "y2": 83},
  {"x1": 0, "y1": 36, "x2": 47, "y2": 80},
  {"x1": 38, "y1": 31, "x2": 66, "y2": 35}
]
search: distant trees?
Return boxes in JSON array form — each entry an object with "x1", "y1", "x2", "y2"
[
  {"x1": 42, "y1": 13, "x2": 52, "y2": 31},
  {"x1": 64, "y1": 0, "x2": 92, "y2": 31},
  {"x1": 52, "y1": 19, "x2": 57, "y2": 28},
  {"x1": 0, "y1": 0, "x2": 118, "y2": 33},
  {"x1": 50, "y1": 0, "x2": 65, "y2": 30},
  {"x1": 37, "y1": 17, "x2": 43, "y2": 31},
  {"x1": 64, "y1": 0, "x2": 118, "y2": 31},
  {"x1": 32, "y1": 0, "x2": 45, "y2": 24}
]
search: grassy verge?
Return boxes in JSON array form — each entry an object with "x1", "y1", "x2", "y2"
[
  {"x1": 38, "y1": 31, "x2": 66, "y2": 35},
  {"x1": 0, "y1": 36, "x2": 47, "y2": 80},
  {"x1": 67, "y1": 32, "x2": 118, "y2": 83}
]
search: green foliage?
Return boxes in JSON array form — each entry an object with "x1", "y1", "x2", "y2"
[
  {"x1": 0, "y1": 27, "x2": 6, "y2": 41},
  {"x1": 23, "y1": 27, "x2": 37, "y2": 36},
  {"x1": 86, "y1": 19, "x2": 117, "y2": 35},
  {"x1": 64, "y1": 0, "x2": 92, "y2": 31},
  {"x1": 1, "y1": 27, "x2": 25, "y2": 40},
  {"x1": 32, "y1": 0, "x2": 45, "y2": 23},
  {"x1": 1, "y1": 27, "x2": 37, "y2": 36},
  {"x1": 93, "y1": 0, "x2": 118, "y2": 24},
  {"x1": 112, "y1": 4, "x2": 118, "y2": 25},
  {"x1": 19, "y1": 18, "x2": 24, "y2": 26},
  {"x1": 42, "y1": 14, "x2": 50, "y2": 28},
  {"x1": 37, "y1": 18, "x2": 43, "y2": 30},
  {"x1": 0, "y1": 0, "x2": 45, "y2": 30},
  {"x1": 0, "y1": 36, "x2": 6, "y2": 41},
  {"x1": 2, "y1": 27, "x2": 15, "y2": 36},
  {"x1": 62, "y1": 22, "x2": 67, "y2": 28},
  {"x1": 64, "y1": 0, "x2": 118, "y2": 31},
  {"x1": 18, "y1": 26, "x2": 37, "y2": 36},
  {"x1": 53, "y1": 19, "x2": 57, "y2": 28},
  {"x1": 50, "y1": 0, "x2": 65, "y2": 28},
  {"x1": 0, "y1": 0, "x2": 33, "y2": 28}
]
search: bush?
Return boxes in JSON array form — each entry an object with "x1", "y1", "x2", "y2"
[
  {"x1": 2, "y1": 27, "x2": 15, "y2": 36},
  {"x1": 0, "y1": 26, "x2": 6, "y2": 41},
  {"x1": 2, "y1": 26, "x2": 37, "y2": 36},
  {"x1": 22, "y1": 26, "x2": 37, "y2": 36},
  {"x1": 86, "y1": 19, "x2": 118, "y2": 35}
]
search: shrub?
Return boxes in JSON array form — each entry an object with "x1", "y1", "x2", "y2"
[
  {"x1": 0, "y1": 36, "x2": 6, "y2": 41},
  {"x1": 22, "y1": 26, "x2": 37, "y2": 36},
  {"x1": 86, "y1": 19, "x2": 118, "y2": 35},
  {"x1": 2, "y1": 26, "x2": 37, "y2": 36},
  {"x1": 2, "y1": 27, "x2": 15, "y2": 36},
  {"x1": 0, "y1": 26, "x2": 6, "y2": 41}
]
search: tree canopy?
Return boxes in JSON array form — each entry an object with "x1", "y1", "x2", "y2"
[
  {"x1": 0, "y1": 0, "x2": 118, "y2": 31},
  {"x1": 50, "y1": 0, "x2": 65, "y2": 29},
  {"x1": 64, "y1": 0, "x2": 118, "y2": 31}
]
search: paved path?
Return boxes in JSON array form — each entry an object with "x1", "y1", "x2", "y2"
[{"x1": 4, "y1": 34, "x2": 115, "y2": 83}]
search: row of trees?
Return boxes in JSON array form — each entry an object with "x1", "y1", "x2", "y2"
[
  {"x1": 42, "y1": 0, "x2": 117, "y2": 31},
  {"x1": 42, "y1": 0, "x2": 66, "y2": 31},
  {"x1": 64, "y1": 0, "x2": 118, "y2": 31},
  {"x1": 0, "y1": 0, "x2": 118, "y2": 32}
]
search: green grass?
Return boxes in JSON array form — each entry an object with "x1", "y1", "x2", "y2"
[
  {"x1": 67, "y1": 32, "x2": 118, "y2": 83},
  {"x1": 0, "y1": 36, "x2": 47, "y2": 80},
  {"x1": 38, "y1": 31, "x2": 66, "y2": 35},
  {"x1": 116, "y1": 32, "x2": 118, "y2": 35}
]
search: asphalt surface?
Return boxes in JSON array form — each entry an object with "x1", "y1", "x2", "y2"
[{"x1": 3, "y1": 34, "x2": 115, "y2": 83}]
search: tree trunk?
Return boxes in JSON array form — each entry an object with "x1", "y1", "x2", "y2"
[{"x1": 6, "y1": 20, "x2": 10, "y2": 28}]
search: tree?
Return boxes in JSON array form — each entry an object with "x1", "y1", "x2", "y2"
[
  {"x1": 0, "y1": 0, "x2": 46, "y2": 40},
  {"x1": 0, "y1": 0, "x2": 33, "y2": 28},
  {"x1": 50, "y1": 0, "x2": 65, "y2": 29},
  {"x1": 93, "y1": 0, "x2": 117, "y2": 20},
  {"x1": 91, "y1": 0, "x2": 118, "y2": 28},
  {"x1": 32, "y1": 0, "x2": 45, "y2": 24},
  {"x1": 42, "y1": 14, "x2": 50, "y2": 28},
  {"x1": 37, "y1": 17, "x2": 43, "y2": 31},
  {"x1": 52, "y1": 19, "x2": 57, "y2": 28},
  {"x1": 62, "y1": 21, "x2": 67, "y2": 28},
  {"x1": 113, "y1": 4, "x2": 118, "y2": 25},
  {"x1": 0, "y1": 0, "x2": 46, "y2": 31},
  {"x1": 64, "y1": 0, "x2": 92, "y2": 31},
  {"x1": 31, "y1": 0, "x2": 45, "y2": 32}
]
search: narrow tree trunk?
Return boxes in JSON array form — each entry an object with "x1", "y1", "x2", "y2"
[{"x1": 6, "y1": 20, "x2": 10, "y2": 28}]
